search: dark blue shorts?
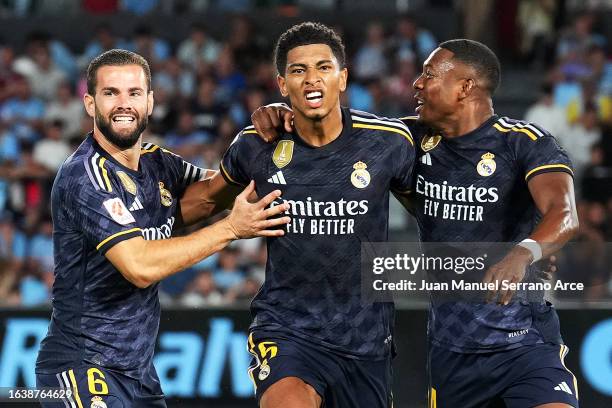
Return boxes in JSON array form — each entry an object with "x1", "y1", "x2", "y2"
[
  {"x1": 428, "y1": 343, "x2": 579, "y2": 408},
  {"x1": 247, "y1": 331, "x2": 393, "y2": 408},
  {"x1": 36, "y1": 365, "x2": 166, "y2": 408}
]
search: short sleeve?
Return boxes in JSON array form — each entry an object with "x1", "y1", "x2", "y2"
[
  {"x1": 389, "y1": 123, "x2": 416, "y2": 194},
  {"x1": 514, "y1": 133, "x2": 574, "y2": 182},
  {"x1": 220, "y1": 129, "x2": 254, "y2": 186},
  {"x1": 70, "y1": 182, "x2": 142, "y2": 255}
]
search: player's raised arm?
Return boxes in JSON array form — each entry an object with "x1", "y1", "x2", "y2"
[
  {"x1": 251, "y1": 102, "x2": 294, "y2": 142},
  {"x1": 106, "y1": 181, "x2": 290, "y2": 288}
]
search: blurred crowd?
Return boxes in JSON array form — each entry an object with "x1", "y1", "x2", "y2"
[{"x1": 0, "y1": 0, "x2": 610, "y2": 307}]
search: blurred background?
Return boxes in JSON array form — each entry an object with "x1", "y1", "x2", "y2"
[{"x1": 0, "y1": 0, "x2": 610, "y2": 407}]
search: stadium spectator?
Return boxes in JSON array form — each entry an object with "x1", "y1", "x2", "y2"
[
  {"x1": 212, "y1": 247, "x2": 245, "y2": 296},
  {"x1": 558, "y1": 104, "x2": 602, "y2": 179},
  {"x1": 179, "y1": 270, "x2": 225, "y2": 307},
  {"x1": 0, "y1": 75, "x2": 45, "y2": 143},
  {"x1": 177, "y1": 23, "x2": 221, "y2": 70},
  {"x1": 390, "y1": 14, "x2": 436, "y2": 65},
  {"x1": 79, "y1": 23, "x2": 130, "y2": 69},
  {"x1": 191, "y1": 75, "x2": 227, "y2": 135},
  {"x1": 33, "y1": 120, "x2": 72, "y2": 172},
  {"x1": 525, "y1": 83, "x2": 571, "y2": 147},
  {"x1": 127, "y1": 25, "x2": 171, "y2": 69},
  {"x1": 43, "y1": 81, "x2": 84, "y2": 139},
  {"x1": 354, "y1": 21, "x2": 389, "y2": 81}
]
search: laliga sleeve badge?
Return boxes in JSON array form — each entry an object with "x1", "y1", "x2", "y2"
[
  {"x1": 159, "y1": 182, "x2": 173, "y2": 206},
  {"x1": 351, "y1": 161, "x2": 370, "y2": 189},
  {"x1": 477, "y1": 152, "x2": 496, "y2": 177},
  {"x1": 421, "y1": 135, "x2": 442, "y2": 152},
  {"x1": 258, "y1": 362, "x2": 271, "y2": 381},
  {"x1": 272, "y1": 140, "x2": 294, "y2": 169},
  {"x1": 103, "y1": 198, "x2": 136, "y2": 225},
  {"x1": 90, "y1": 396, "x2": 107, "y2": 408}
]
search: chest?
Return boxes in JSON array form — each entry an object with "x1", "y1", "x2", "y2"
[
  {"x1": 416, "y1": 139, "x2": 520, "y2": 195},
  {"x1": 111, "y1": 166, "x2": 178, "y2": 238},
  {"x1": 250, "y1": 140, "x2": 395, "y2": 203}
]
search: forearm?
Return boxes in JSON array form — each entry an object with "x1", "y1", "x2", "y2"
[
  {"x1": 111, "y1": 218, "x2": 236, "y2": 288},
  {"x1": 527, "y1": 206, "x2": 578, "y2": 258},
  {"x1": 179, "y1": 174, "x2": 239, "y2": 227}
]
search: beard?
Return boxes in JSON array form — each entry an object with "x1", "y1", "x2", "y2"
[{"x1": 95, "y1": 107, "x2": 148, "y2": 149}]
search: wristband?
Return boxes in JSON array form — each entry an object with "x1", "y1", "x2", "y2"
[{"x1": 517, "y1": 238, "x2": 542, "y2": 264}]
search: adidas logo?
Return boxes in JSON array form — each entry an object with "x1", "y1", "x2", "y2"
[
  {"x1": 554, "y1": 382, "x2": 573, "y2": 395},
  {"x1": 267, "y1": 171, "x2": 287, "y2": 185},
  {"x1": 420, "y1": 153, "x2": 432, "y2": 166},
  {"x1": 129, "y1": 197, "x2": 144, "y2": 211}
]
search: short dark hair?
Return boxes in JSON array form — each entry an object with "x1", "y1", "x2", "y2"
[
  {"x1": 439, "y1": 39, "x2": 501, "y2": 95},
  {"x1": 274, "y1": 22, "x2": 346, "y2": 75},
  {"x1": 86, "y1": 49, "x2": 151, "y2": 95}
]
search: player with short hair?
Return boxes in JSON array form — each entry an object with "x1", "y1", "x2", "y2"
[
  {"x1": 193, "y1": 22, "x2": 415, "y2": 407},
  {"x1": 34, "y1": 49, "x2": 290, "y2": 408},
  {"x1": 253, "y1": 39, "x2": 579, "y2": 408}
]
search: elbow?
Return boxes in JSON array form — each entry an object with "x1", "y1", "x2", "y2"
[
  {"x1": 120, "y1": 263, "x2": 157, "y2": 289},
  {"x1": 131, "y1": 275, "x2": 154, "y2": 289}
]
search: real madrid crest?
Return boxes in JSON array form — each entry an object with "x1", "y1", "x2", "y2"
[
  {"x1": 272, "y1": 140, "x2": 294, "y2": 169},
  {"x1": 421, "y1": 135, "x2": 442, "y2": 152},
  {"x1": 351, "y1": 161, "x2": 370, "y2": 189},
  {"x1": 159, "y1": 182, "x2": 173, "y2": 206},
  {"x1": 259, "y1": 362, "x2": 271, "y2": 381},
  {"x1": 117, "y1": 171, "x2": 136, "y2": 195},
  {"x1": 90, "y1": 396, "x2": 107, "y2": 408},
  {"x1": 476, "y1": 152, "x2": 496, "y2": 177}
]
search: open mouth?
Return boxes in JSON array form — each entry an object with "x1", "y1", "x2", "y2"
[
  {"x1": 112, "y1": 115, "x2": 136, "y2": 125},
  {"x1": 415, "y1": 96, "x2": 425, "y2": 112},
  {"x1": 304, "y1": 90, "x2": 323, "y2": 108}
]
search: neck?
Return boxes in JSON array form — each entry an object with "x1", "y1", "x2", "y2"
[
  {"x1": 93, "y1": 128, "x2": 141, "y2": 171},
  {"x1": 293, "y1": 104, "x2": 343, "y2": 147},
  {"x1": 437, "y1": 98, "x2": 494, "y2": 139}
]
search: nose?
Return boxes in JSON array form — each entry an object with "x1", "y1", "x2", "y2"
[
  {"x1": 115, "y1": 93, "x2": 133, "y2": 110},
  {"x1": 413, "y1": 74, "x2": 424, "y2": 90},
  {"x1": 304, "y1": 67, "x2": 321, "y2": 86}
]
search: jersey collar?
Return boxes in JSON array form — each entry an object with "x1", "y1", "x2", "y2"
[
  {"x1": 442, "y1": 114, "x2": 499, "y2": 146},
  {"x1": 88, "y1": 132, "x2": 143, "y2": 178},
  {"x1": 287, "y1": 106, "x2": 353, "y2": 153}
]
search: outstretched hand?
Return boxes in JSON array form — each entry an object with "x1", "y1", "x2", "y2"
[
  {"x1": 226, "y1": 181, "x2": 290, "y2": 239},
  {"x1": 251, "y1": 103, "x2": 294, "y2": 142}
]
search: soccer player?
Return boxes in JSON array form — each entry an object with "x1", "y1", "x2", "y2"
[
  {"x1": 253, "y1": 40, "x2": 579, "y2": 408},
  {"x1": 194, "y1": 22, "x2": 415, "y2": 407},
  {"x1": 34, "y1": 49, "x2": 290, "y2": 408}
]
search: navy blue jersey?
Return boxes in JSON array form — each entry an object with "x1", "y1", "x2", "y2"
[
  {"x1": 403, "y1": 115, "x2": 573, "y2": 352},
  {"x1": 36, "y1": 134, "x2": 204, "y2": 386},
  {"x1": 221, "y1": 108, "x2": 415, "y2": 359}
]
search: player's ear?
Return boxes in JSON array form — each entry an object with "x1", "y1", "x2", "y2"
[
  {"x1": 147, "y1": 90, "x2": 154, "y2": 116},
  {"x1": 339, "y1": 67, "x2": 348, "y2": 92},
  {"x1": 459, "y1": 78, "x2": 475, "y2": 100},
  {"x1": 83, "y1": 93, "x2": 95, "y2": 118},
  {"x1": 277, "y1": 74, "x2": 289, "y2": 98}
]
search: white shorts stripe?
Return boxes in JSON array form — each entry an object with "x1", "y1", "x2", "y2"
[{"x1": 60, "y1": 371, "x2": 77, "y2": 408}]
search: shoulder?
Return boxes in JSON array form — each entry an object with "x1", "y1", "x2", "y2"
[
  {"x1": 491, "y1": 116, "x2": 553, "y2": 142},
  {"x1": 228, "y1": 125, "x2": 269, "y2": 149},
  {"x1": 55, "y1": 144, "x2": 108, "y2": 198},
  {"x1": 349, "y1": 109, "x2": 414, "y2": 146}
]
